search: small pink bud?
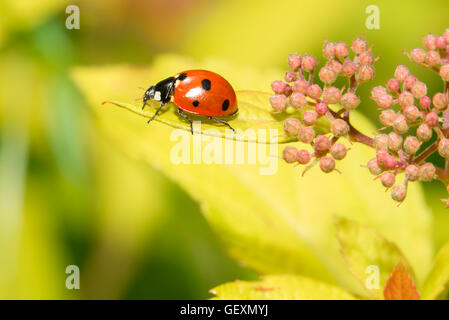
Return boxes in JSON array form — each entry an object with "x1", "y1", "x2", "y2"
[
  {"x1": 411, "y1": 81, "x2": 427, "y2": 98},
  {"x1": 387, "y1": 132, "x2": 403, "y2": 152},
  {"x1": 371, "y1": 86, "x2": 388, "y2": 99},
  {"x1": 315, "y1": 102, "x2": 328, "y2": 116},
  {"x1": 403, "y1": 136, "x2": 421, "y2": 155},
  {"x1": 425, "y1": 50, "x2": 440, "y2": 66},
  {"x1": 283, "y1": 118, "x2": 301, "y2": 136},
  {"x1": 285, "y1": 71, "x2": 297, "y2": 83},
  {"x1": 330, "y1": 143, "x2": 347, "y2": 160},
  {"x1": 283, "y1": 146, "x2": 298, "y2": 163},
  {"x1": 270, "y1": 95, "x2": 288, "y2": 111},
  {"x1": 433, "y1": 92, "x2": 448, "y2": 110},
  {"x1": 435, "y1": 36, "x2": 447, "y2": 49},
  {"x1": 359, "y1": 51, "x2": 374, "y2": 65},
  {"x1": 301, "y1": 54, "x2": 317, "y2": 72},
  {"x1": 323, "y1": 87, "x2": 341, "y2": 104},
  {"x1": 319, "y1": 66, "x2": 337, "y2": 84},
  {"x1": 327, "y1": 60, "x2": 342, "y2": 75},
  {"x1": 322, "y1": 42, "x2": 336, "y2": 59},
  {"x1": 271, "y1": 80, "x2": 290, "y2": 95},
  {"x1": 440, "y1": 64, "x2": 449, "y2": 82},
  {"x1": 331, "y1": 119, "x2": 349, "y2": 137},
  {"x1": 307, "y1": 84, "x2": 322, "y2": 100},
  {"x1": 288, "y1": 54, "x2": 302, "y2": 71},
  {"x1": 351, "y1": 37, "x2": 367, "y2": 54},
  {"x1": 425, "y1": 111, "x2": 439, "y2": 127},
  {"x1": 404, "y1": 75, "x2": 417, "y2": 91},
  {"x1": 296, "y1": 149, "x2": 311, "y2": 164},
  {"x1": 420, "y1": 96, "x2": 431, "y2": 109},
  {"x1": 367, "y1": 158, "x2": 383, "y2": 175},
  {"x1": 383, "y1": 154, "x2": 397, "y2": 170},
  {"x1": 393, "y1": 114, "x2": 408, "y2": 134},
  {"x1": 374, "y1": 134, "x2": 389, "y2": 150},
  {"x1": 314, "y1": 135, "x2": 331, "y2": 152},
  {"x1": 292, "y1": 79, "x2": 309, "y2": 94},
  {"x1": 379, "y1": 109, "x2": 396, "y2": 126},
  {"x1": 405, "y1": 164, "x2": 419, "y2": 181},
  {"x1": 356, "y1": 64, "x2": 375, "y2": 82},
  {"x1": 398, "y1": 91, "x2": 414, "y2": 107},
  {"x1": 444, "y1": 29, "x2": 449, "y2": 43},
  {"x1": 341, "y1": 60, "x2": 357, "y2": 77},
  {"x1": 391, "y1": 184, "x2": 407, "y2": 202},
  {"x1": 319, "y1": 156, "x2": 335, "y2": 173},
  {"x1": 403, "y1": 105, "x2": 421, "y2": 122},
  {"x1": 376, "y1": 94, "x2": 393, "y2": 109},
  {"x1": 423, "y1": 33, "x2": 436, "y2": 50},
  {"x1": 340, "y1": 92, "x2": 360, "y2": 110},
  {"x1": 417, "y1": 123, "x2": 433, "y2": 142},
  {"x1": 410, "y1": 48, "x2": 426, "y2": 64},
  {"x1": 438, "y1": 138, "x2": 449, "y2": 159},
  {"x1": 419, "y1": 163, "x2": 436, "y2": 181},
  {"x1": 394, "y1": 65, "x2": 410, "y2": 82},
  {"x1": 297, "y1": 126, "x2": 315, "y2": 144},
  {"x1": 334, "y1": 42, "x2": 349, "y2": 59},
  {"x1": 381, "y1": 172, "x2": 396, "y2": 188},
  {"x1": 302, "y1": 110, "x2": 318, "y2": 126},
  {"x1": 386, "y1": 78, "x2": 401, "y2": 93},
  {"x1": 289, "y1": 92, "x2": 307, "y2": 109}
]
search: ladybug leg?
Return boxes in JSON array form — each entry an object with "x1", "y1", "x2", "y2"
[
  {"x1": 177, "y1": 108, "x2": 194, "y2": 134},
  {"x1": 208, "y1": 117, "x2": 236, "y2": 133},
  {"x1": 147, "y1": 102, "x2": 166, "y2": 124}
]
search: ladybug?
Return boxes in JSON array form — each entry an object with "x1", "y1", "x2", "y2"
[{"x1": 142, "y1": 70, "x2": 238, "y2": 133}]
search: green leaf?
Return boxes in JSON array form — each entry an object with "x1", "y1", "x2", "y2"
[
  {"x1": 421, "y1": 242, "x2": 449, "y2": 300},
  {"x1": 210, "y1": 274, "x2": 357, "y2": 300},
  {"x1": 71, "y1": 55, "x2": 433, "y2": 297},
  {"x1": 335, "y1": 217, "x2": 416, "y2": 300}
]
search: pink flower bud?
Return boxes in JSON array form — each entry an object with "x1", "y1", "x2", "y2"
[
  {"x1": 403, "y1": 105, "x2": 421, "y2": 122},
  {"x1": 404, "y1": 75, "x2": 417, "y2": 91},
  {"x1": 319, "y1": 66, "x2": 337, "y2": 84},
  {"x1": 301, "y1": 54, "x2": 317, "y2": 72},
  {"x1": 440, "y1": 64, "x2": 449, "y2": 82},
  {"x1": 270, "y1": 95, "x2": 288, "y2": 111},
  {"x1": 371, "y1": 86, "x2": 388, "y2": 99},
  {"x1": 435, "y1": 36, "x2": 447, "y2": 49},
  {"x1": 394, "y1": 65, "x2": 410, "y2": 82},
  {"x1": 425, "y1": 50, "x2": 440, "y2": 66},
  {"x1": 381, "y1": 172, "x2": 396, "y2": 188},
  {"x1": 356, "y1": 65, "x2": 375, "y2": 82},
  {"x1": 319, "y1": 156, "x2": 335, "y2": 173},
  {"x1": 417, "y1": 123, "x2": 433, "y2": 142},
  {"x1": 323, "y1": 87, "x2": 341, "y2": 104},
  {"x1": 420, "y1": 96, "x2": 431, "y2": 109},
  {"x1": 283, "y1": 146, "x2": 298, "y2": 163},
  {"x1": 327, "y1": 60, "x2": 342, "y2": 75},
  {"x1": 289, "y1": 92, "x2": 307, "y2": 109},
  {"x1": 403, "y1": 136, "x2": 421, "y2": 155},
  {"x1": 376, "y1": 94, "x2": 393, "y2": 109},
  {"x1": 288, "y1": 54, "x2": 302, "y2": 71},
  {"x1": 334, "y1": 42, "x2": 349, "y2": 58},
  {"x1": 386, "y1": 78, "x2": 401, "y2": 93},
  {"x1": 306, "y1": 84, "x2": 322, "y2": 100},
  {"x1": 292, "y1": 79, "x2": 308, "y2": 94},
  {"x1": 433, "y1": 92, "x2": 448, "y2": 110},
  {"x1": 425, "y1": 111, "x2": 439, "y2": 127},
  {"x1": 359, "y1": 51, "x2": 374, "y2": 65},
  {"x1": 331, "y1": 119, "x2": 349, "y2": 137},
  {"x1": 374, "y1": 134, "x2": 389, "y2": 150},
  {"x1": 393, "y1": 114, "x2": 408, "y2": 134},
  {"x1": 296, "y1": 149, "x2": 311, "y2": 164},
  {"x1": 411, "y1": 81, "x2": 427, "y2": 98},
  {"x1": 283, "y1": 118, "x2": 301, "y2": 136},
  {"x1": 398, "y1": 91, "x2": 414, "y2": 107},
  {"x1": 391, "y1": 184, "x2": 407, "y2": 202},
  {"x1": 315, "y1": 102, "x2": 328, "y2": 115},
  {"x1": 314, "y1": 135, "x2": 331, "y2": 152},
  {"x1": 405, "y1": 164, "x2": 419, "y2": 181},
  {"x1": 330, "y1": 143, "x2": 347, "y2": 160},
  {"x1": 410, "y1": 48, "x2": 426, "y2": 64},
  {"x1": 302, "y1": 110, "x2": 318, "y2": 126},
  {"x1": 322, "y1": 42, "x2": 335, "y2": 59},
  {"x1": 387, "y1": 132, "x2": 403, "y2": 152},
  {"x1": 351, "y1": 37, "x2": 367, "y2": 54},
  {"x1": 438, "y1": 138, "x2": 449, "y2": 159},
  {"x1": 285, "y1": 71, "x2": 297, "y2": 83},
  {"x1": 419, "y1": 163, "x2": 436, "y2": 181},
  {"x1": 297, "y1": 126, "x2": 315, "y2": 144},
  {"x1": 377, "y1": 149, "x2": 396, "y2": 170},
  {"x1": 341, "y1": 60, "x2": 357, "y2": 77},
  {"x1": 423, "y1": 33, "x2": 436, "y2": 50},
  {"x1": 340, "y1": 92, "x2": 360, "y2": 110},
  {"x1": 379, "y1": 109, "x2": 396, "y2": 126},
  {"x1": 367, "y1": 158, "x2": 383, "y2": 175},
  {"x1": 271, "y1": 80, "x2": 290, "y2": 94},
  {"x1": 444, "y1": 29, "x2": 449, "y2": 43}
]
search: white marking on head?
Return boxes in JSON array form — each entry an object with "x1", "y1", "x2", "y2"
[
  {"x1": 154, "y1": 91, "x2": 161, "y2": 101},
  {"x1": 175, "y1": 80, "x2": 180, "y2": 87},
  {"x1": 185, "y1": 87, "x2": 202, "y2": 98}
]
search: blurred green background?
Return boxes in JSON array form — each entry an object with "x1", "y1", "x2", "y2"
[{"x1": 1, "y1": 0, "x2": 449, "y2": 299}]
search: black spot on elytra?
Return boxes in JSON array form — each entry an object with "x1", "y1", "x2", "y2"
[
  {"x1": 193, "y1": 100, "x2": 199, "y2": 107},
  {"x1": 201, "y1": 79, "x2": 211, "y2": 91},
  {"x1": 222, "y1": 99, "x2": 230, "y2": 111},
  {"x1": 177, "y1": 73, "x2": 187, "y2": 81}
]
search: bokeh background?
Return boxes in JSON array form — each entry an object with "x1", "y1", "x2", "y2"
[{"x1": 1, "y1": 0, "x2": 449, "y2": 299}]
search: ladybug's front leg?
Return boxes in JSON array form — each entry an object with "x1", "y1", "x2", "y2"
[
  {"x1": 208, "y1": 116, "x2": 236, "y2": 133},
  {"x1": 177, "y1": 108, "x2": 194, "y2": 134},
  {"x1": 147, "y1": 102, "x2": 166, "y2": 124}
]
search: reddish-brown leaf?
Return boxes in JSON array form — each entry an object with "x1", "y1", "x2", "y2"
[{"x1": 384, "y1": 261, "x2": 420, "y2": 300}]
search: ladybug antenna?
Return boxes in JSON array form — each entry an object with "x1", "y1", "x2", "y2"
[{"x1": 138, "y1": 86, "x2": 146, "y2": 90}]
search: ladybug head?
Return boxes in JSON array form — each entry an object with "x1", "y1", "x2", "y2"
[{"x1": 142, "y1": 85, "x2": 155, "y2": 110}]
